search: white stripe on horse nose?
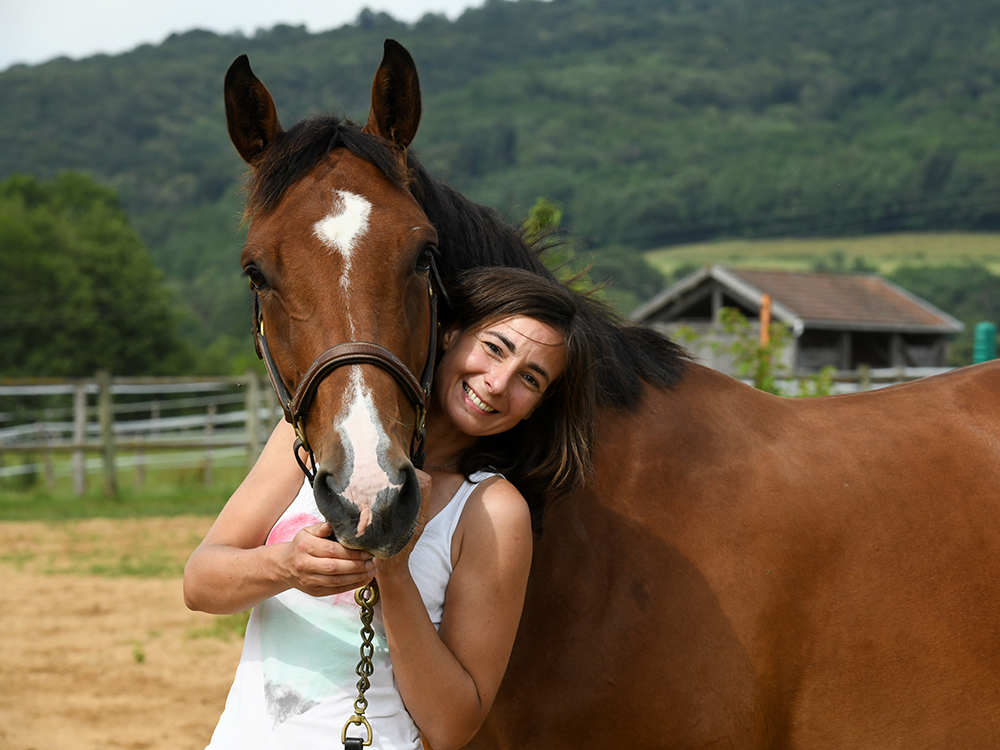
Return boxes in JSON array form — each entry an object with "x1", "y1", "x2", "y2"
[{"x1": 338, "y1": 367, "x2": 403, "y2": 532}]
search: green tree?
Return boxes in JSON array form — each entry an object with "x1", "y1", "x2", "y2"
[
  {"x1": 0, "y1": 173, "x2": 191, "y2": 376},
  {"x1": 525, "y1": 196, "x2": 594, "y2": 291}
]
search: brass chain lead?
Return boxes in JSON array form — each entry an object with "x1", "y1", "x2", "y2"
[{"x1": 342, "y1": 580, "x2": 380, "y2": 748}]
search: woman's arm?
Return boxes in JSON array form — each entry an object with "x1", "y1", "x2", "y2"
[
  {"x1": 375, "y1": 477, "x2": 533, "y2": 750},
  {"x1": 183, "y1": 420, "x2": 375, "y2": 615}
]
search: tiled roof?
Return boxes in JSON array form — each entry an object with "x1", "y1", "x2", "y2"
[{"x1": 728, "y1": 268, "x2": 960, "y2": 330}]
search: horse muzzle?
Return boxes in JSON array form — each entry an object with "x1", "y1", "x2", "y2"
[{"x1": 313, "y1": 460, "x2": 421, "y2": 558}]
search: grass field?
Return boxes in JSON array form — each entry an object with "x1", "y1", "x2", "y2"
[
  {"x1": 0, "y1": 460, "x2": 245, "y2": 521},
  {"x1": 644, "y1": 232, "x2": 1000, "y2": 278}
]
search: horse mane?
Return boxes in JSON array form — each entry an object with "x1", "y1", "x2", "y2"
[
  {"x1": 243, "y1": 115, "x2": 408, "y2": 220},
  {"x1": 244, "y1": 113, "x2": 689, "y2": 408},
  {"x1": 405, "y1": 155, "x2": 690, "y2": 408}
]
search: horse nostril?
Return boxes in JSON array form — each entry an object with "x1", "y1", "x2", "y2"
[
  {"x1": 312, "y1": 468, "x2": 353, "y2": 536},
  {"x1": 369, "y1": 464, "x2": 421, "y2": 557},
  {"x1": 311, "y1": 462, "x2": 422, "y2": 557}
]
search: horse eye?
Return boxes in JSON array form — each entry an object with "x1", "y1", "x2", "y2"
[
  {"x1": 245, "y1": 265, "x2": 268, "y2": 291},
  {"x1": 415, "y1": 247, "x2": 435, "y2": 273}
]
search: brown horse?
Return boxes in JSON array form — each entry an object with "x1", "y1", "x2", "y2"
[{"x1": 224, "y1": 40, "x2": 1000, "y2": 748}]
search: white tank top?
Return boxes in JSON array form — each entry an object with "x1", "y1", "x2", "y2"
[{"x1": 206, "y1": 471, "x2": 497, "y2": 750}]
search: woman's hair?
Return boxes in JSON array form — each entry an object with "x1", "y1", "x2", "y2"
[{"x1": 444, "y1": 266, "x2": 610, "y2": 534}]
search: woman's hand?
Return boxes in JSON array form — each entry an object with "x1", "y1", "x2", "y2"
[
  {"x1": 279, "y1": 522, "x2": 376, "y2": 597},
  {"x1": 375, "y1": 469, "x2": 433, "y2": 577}
]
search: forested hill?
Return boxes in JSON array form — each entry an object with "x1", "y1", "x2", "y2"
[{"x1": 2, "y1": 0, "x2": 999, "y2": 353}]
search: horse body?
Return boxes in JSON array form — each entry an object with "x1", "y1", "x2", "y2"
[
  {"x1": 225, "y1": 41, "x2": 1000, "y2": 748},
  {"x1": 480, "y1": 363, "x2": 1000, "y2": 748}
]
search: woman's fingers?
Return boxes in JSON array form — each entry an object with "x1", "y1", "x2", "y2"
[
  {"x1": 286, "y1": 522, "x2": 376, "y2": 596},
  {"x1": 299, "y1": 522, "x2": 374, "y2": 559},
  {"x1": 300, "y1": 568, "x2": 376, "y2": 597}
]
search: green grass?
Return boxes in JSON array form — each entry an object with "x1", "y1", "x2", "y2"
[
  {"x1": 186, "y1": 610, "x2": 252, "y2": 641},
  {"x1": 83, "y1": 550, "x2": 188, "y2": 577},
  {"x1": 0, "y1": 461, "x2": 246, "y2": 521},
  {"x1": 644, "y1": 232, "x2": 1000, "y2": 278}
]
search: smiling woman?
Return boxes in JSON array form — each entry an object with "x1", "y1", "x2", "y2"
[
  {"x1": 184, "y1": 260, "x2": 615, "y2": 749},
  {"x1": 431, "y1": 266, "x2": 605, "y2": 532}
]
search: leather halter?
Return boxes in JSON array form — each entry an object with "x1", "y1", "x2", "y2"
[{"x1": 251, "y1": 255, "x2": 448, "y2": 480}]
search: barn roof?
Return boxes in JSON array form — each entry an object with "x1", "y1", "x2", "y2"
[{"x1": 631, "y1": 264, "x2": 964, "y2": 334}]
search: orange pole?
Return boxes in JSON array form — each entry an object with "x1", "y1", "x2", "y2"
[{"x1": 760, "y1": 294, "x2": 771, "y2": 346}]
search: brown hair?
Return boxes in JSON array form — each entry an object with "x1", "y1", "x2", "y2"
[{"x1": 445, "y1": 266, "x2": 608, "y2": 533}]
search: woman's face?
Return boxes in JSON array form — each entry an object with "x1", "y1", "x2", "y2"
[{"x1": 434, "y1": 315, "x2": 567, "y2": 437}]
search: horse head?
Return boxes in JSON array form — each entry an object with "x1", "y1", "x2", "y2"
[{"x1": 224, "y1": 41, "x2": 435, "y2": 558}]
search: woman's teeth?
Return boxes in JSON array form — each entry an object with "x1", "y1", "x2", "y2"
[{"x1": 464, "y1": 383, "x2": 497, "y2": 413}]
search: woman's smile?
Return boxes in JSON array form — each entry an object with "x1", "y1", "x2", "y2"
[{"x1": 463, "y1": 382, "x2": 498, "y2": 413}]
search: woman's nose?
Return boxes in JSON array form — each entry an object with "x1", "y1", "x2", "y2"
[{"x1": 484, "y1": 364, "x2": 513, "y2": 393}]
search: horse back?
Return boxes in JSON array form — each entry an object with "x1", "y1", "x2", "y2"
[{"x1": 477, "y1": 361, "x2": 1000, "y2": 748}]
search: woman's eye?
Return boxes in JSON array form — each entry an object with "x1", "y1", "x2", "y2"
[
  {"x1": 522, "y1": 373, "x2": 540, "y2": 389},
  {"x1": 485, "y1": 342, "x2": 502, "y2": 355}
]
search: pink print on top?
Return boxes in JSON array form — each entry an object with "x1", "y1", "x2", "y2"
[{"x1": 267, "y1": 513, "x2": 324, "y2": 545}]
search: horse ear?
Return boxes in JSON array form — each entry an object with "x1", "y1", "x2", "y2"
[
  {"x1": 224, "y1": 55, "x2": 284, "y2": 166},
  {"x1": 364, "y1": 39, "x2": 422, "y2": 149}
]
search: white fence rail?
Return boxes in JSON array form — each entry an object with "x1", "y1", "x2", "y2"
[
  {"x1": 2, "y1": 366, "x2": 954, "y2": 496},
  {"x1": 0, "y1": 371, "x2": 277, "y2": 496},
  {"x1": 778, "y1": 365, "x2": 955, "y2": 395}
]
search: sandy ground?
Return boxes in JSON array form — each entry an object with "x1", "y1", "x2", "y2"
[{"x1": 0, "y1": 517, "x2": 244, "y2": 750}]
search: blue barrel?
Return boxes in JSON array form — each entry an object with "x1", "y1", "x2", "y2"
[{"x1": 974, "y1": 322, "x2": 997, "y2": 363}]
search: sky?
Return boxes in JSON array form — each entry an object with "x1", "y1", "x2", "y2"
[{"x1": 0, "y1": 0, "x2": 488, "y2": 72}]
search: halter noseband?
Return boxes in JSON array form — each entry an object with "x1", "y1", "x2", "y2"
[{"x1": 251, "y1": 255, "x2": 448, "y2": 480}]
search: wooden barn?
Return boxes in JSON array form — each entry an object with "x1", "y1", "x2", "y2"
[{"x1": 631, "y1": 264, "x2": 963, "y2": 375}]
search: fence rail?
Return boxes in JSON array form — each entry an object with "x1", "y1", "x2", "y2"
[
  {"x1": 791, "y1": 365, "x2": 953, "y2": 394},
  {"x1": 0, "y1": 371, "x2": 275, "y2": 496},
  {"x1": 1, "y1": 365, "x2": 955, "y2": 496}
]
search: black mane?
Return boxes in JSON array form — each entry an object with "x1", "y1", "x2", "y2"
[
  {"x1": 244, "y1": 115, "x2": 407, "y2": 219},
  {"x1": 246, "y1": 114, "x2": 688, "y2": 408},
  {"x1": 404, "y1": 146, "x2": 690, "y2": 408}
]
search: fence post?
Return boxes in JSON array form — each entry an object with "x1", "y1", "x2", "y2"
[
  {"x1": 204, "y1": 403, "x2": 217, "y2": 487},
  {"x1": 39, "y1": 424, "x2": 56, "y2": 491},
  {"x1": 858, "y1": 364, "x2": 871, "y2": 392},
  {"x1": 72, "y1": 383, "x2": 87, "y2": 496},
  {"x1": 97, "y1": 370, "x2": 118, "y2": 498},
  {"x1": 264, "y1": 383, "x2": 277, "y2": 426},
  {"x1": 246, "y1": 370, "x2": 261, "y2": 468},
  {"x1": 135, "y1": 434, "x2": 145, "y2": 492}
]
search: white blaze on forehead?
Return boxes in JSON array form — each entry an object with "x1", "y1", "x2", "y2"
[
  {"x1": 313, "y1": 189, "x2": 371, "y2": 338},
  {"x1": 313, "y1": 190, "x2": 372, "y2": 288},
  {"x1": 337, "y1": 367, "x2": 403, "y2": 537}
]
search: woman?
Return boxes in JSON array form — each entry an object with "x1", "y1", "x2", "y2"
[{"x1": 184, "y1": 267, "x2": 603, "y2": 750}]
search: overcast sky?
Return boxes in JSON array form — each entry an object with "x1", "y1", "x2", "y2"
[{"x1": 0, "y1": 0, "x2": 488, "y2": 72}]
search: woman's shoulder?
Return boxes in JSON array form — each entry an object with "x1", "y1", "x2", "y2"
[
  {"x1": 451, "y1": 472, "x2": 532, "y2": 579},
  {"x1": 459, "y1": 475, "x2": 532, "y2": 546}
]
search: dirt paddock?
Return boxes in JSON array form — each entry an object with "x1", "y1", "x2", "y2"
[{"x1": 0, "y1": 517, "x2": 243, "y2": 750}]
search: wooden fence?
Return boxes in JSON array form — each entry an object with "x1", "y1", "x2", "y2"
[
  {"x1": 0, "y1": 371, "x2": 277, "y2": 497},
  {"x1": 784, "y1": 365, "x2": 953, "y2": 394},
  {"x1": 1, "y1": 365, "x2": 953, "y2": 497}
]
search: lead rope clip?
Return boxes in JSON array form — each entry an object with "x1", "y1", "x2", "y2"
[{"x1": 342, "y1": 581, "x2": 380, "y2": 748}]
